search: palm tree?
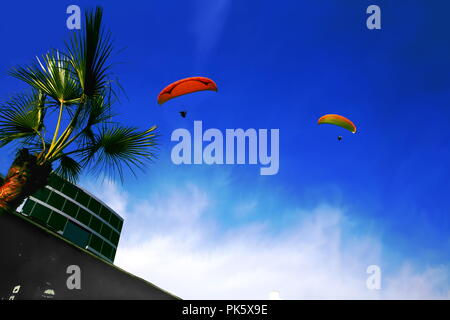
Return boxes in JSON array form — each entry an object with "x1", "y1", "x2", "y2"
[{"x1": 0, "y1": 7, "x2": 158, "y2": 213}]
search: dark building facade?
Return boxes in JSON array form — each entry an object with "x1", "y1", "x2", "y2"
[
  {"x1": 0, "y1": 174, "x2": 179, "y2": 299},
  {"x1": 18, "y1": 174, "x2": 122, "y2": 263},
  {"x1": 0, "y1": 211, "x2": 178, "y2": 300}
]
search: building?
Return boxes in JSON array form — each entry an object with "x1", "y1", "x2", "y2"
[
  {"x1": 0, "y1": 173, "x2": 179, "y2": 299},
  {"x1": 0, "y1": 206, "x2": 178, "y2": 300},
  {"x1": 18, "y1": 174, "x2": 122, "y2": 263}
]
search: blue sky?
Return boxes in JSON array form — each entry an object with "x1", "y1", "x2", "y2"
[{"x1": 0, "y1": 0, "x2": 449, "y2": 298}]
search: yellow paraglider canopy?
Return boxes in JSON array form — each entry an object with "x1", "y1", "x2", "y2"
[{"x1": 317, "y1": 114, "x2": 357, "y2": 133}]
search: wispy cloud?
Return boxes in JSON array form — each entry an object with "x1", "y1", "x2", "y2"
[
  {"x1": 191, "y1": 0, "x2": 232, "y2": 69},
  {"x1": 85, "y1": 179, "x2": 449, "y2": 299}
]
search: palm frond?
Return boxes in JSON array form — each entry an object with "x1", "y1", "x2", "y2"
[
  {"x1": 0, "y1": 91, "x2": 45, "y2": 147},
  {"x1": 66, "y1": 7, "x2": 113, "y2": 98},
  {"x1": 9, "y1": 51, "x2": 81, "y2": 104},
  {"x1": 82, "y1": 125, "x2": 158, "y2": 181},
  {"x1": 76, "y1": 93, "x2": 115, "y2": 132},
  {"x1": 20, "y1": 138, "x2": 52, "y2": 156},
  {"x1": 54, "y1": 153, "x2": 82, "y2": 183},
  {"x1": 47, "y1": 93, "x2": 116, "y2": 160}
]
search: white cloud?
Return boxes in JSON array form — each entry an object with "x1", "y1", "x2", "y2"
[
  {"x1": 383, "y1": 264, "x2": 449, "y2": 300},
  {"x1": 86, "y1": 180, "x2": 449, "y2": 300},
  {"x1": 233, "y1": 199, "x2": 258, "y2": 218}
]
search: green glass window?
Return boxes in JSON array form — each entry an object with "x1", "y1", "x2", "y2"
[
  {"x1": 48, "y1": 174, "x2": 64, "y2": 191},
  {"x1": 110, "y1": 230, "x2": 120, "y2": 246},
  {"x1": 62, "y1": 183, "x2": 78, "y2": 199},
  {"x1": 46, "y1": 192, "x2": 66, "y2": 211},
  {"x1": 89, "y1": 234, "x2": 103, "y2": 252},
  {"x1": 101, "y1": 242, "x2": 113, "y2": 260},
  {"x1": 75, "y1": 191, "x2": 90, "y2": 207},
  {"x1": 89, "y1": 216, "x2": 102, "y2": 233},
  {"x1": 88, "y1": 198, "x2": 101, "y2": 214},
  {"x1": 99, "y1": 206, "x2": 111, "y2": 223},
  {"x1": 22, "y1": 199, "x2": 35, "y2": 215},
  {"x1": 117, "y1": 219, "x2": 123, "y2": 232},
  {"x1": 47, "y1": 211, "x2": 67, "y2": 232},
  {"x1": 110, "y1": 248, "x2": 117, "y2": 261},
  {"x1": 33, "y1": 187, "x2": 51, "y2": 202},
  {"x1": 109, "y1": 214, "x2": 120, "y2": 230},
  {"x1": 62, "y1": 199, "x2": 79, "y2": 218},
  {"x1": 100, "y1": 223, "x2": 112, "y2": 241},
  {"x1": 30, "y1": 202, "x2": 52, "y2": 223},
  {"x1": 76, "y1": 208, "x2": 92, "y2": 226},
  {"x1": 63, "y1": 221, "x2": 90, "y2": 248}
]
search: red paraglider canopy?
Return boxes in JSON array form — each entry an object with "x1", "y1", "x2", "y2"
[{"x1": 157, "y1": 77, "x2": 218, "y2": 105}]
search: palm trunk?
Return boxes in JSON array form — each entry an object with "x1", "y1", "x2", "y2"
[{"x1": 0, "y1": 149, "x2": 52, "y2": 213}]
